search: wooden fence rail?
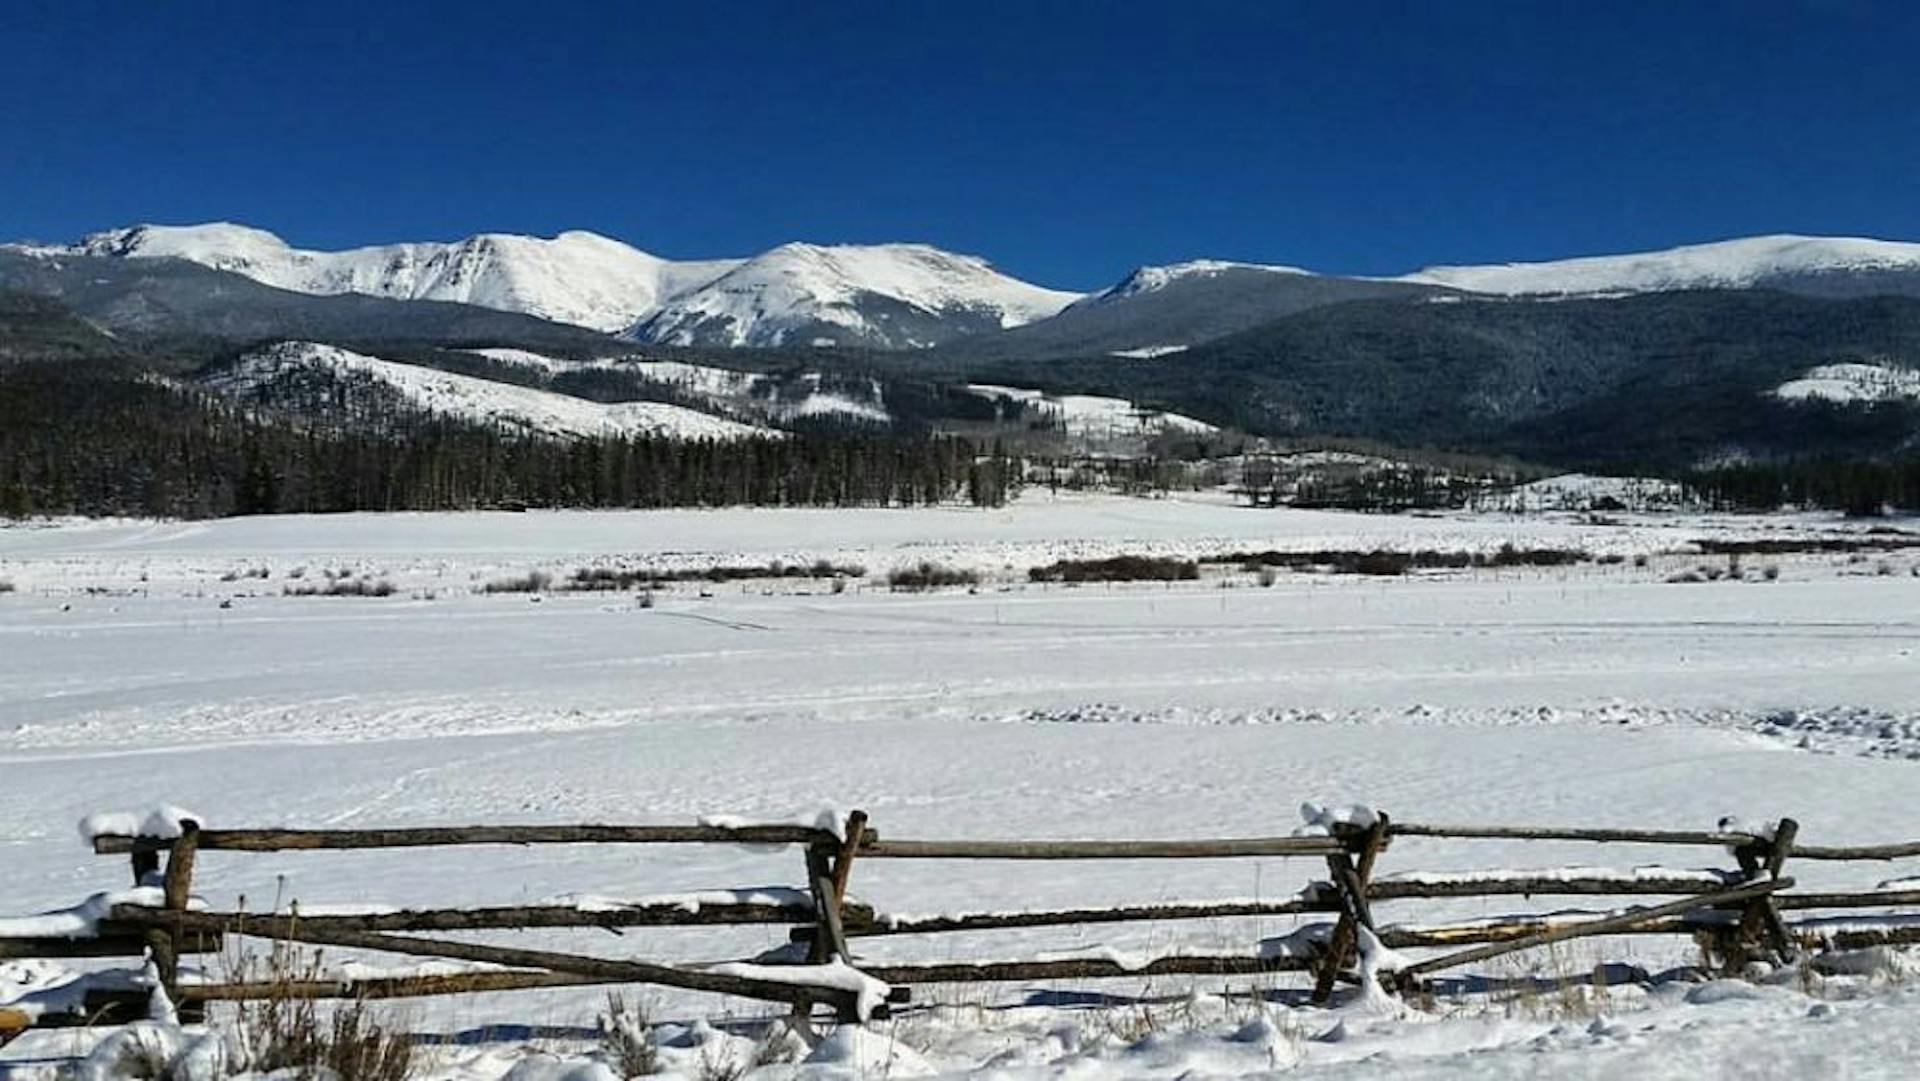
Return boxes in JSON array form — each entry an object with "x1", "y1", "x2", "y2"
[{"x1": 10, "y1": 808, "x2": 1920, "y2": 1038}]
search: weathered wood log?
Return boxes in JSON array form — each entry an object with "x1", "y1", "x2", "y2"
[
  {"x1": 160, "y1": 900, "x2": 835, "y2": 934},
  {"x1": 1364, "y1": 871, "x2": 1738, "y2": 899},
  {"x1": 1313, "y1": 815, "x2": 1388, "y2": 1004},
  {"x1": 22, "y1": 989, "x2": 153, "y2": 1028},
  {"x1": 1792, "y1": 919, "x2": 1920, "y2": 951},
  {"x1": 1789, "y1": 840, "x2": 1920, "y2": 861},
  {"x1": 1397, "y1": 877, "x2": 1792, "y2": 983},
  {"x1": 152, "y1": 821, "x2": 200, "y2": 998},
  {"x1": 864, "y1": 953, "x2": 1313, "y2": 985},
  {"x1": 1776, "y1": 889, "x2": 1920, "y2": 910},
  {"x1": 856, "y1": 837, "x2": 1343, "y2": 860},
  {"x1": 0, "y1": 932, "x2": 221, "y2": 959},
  {"x1": 832, "y1": 812, "x2": 868, "y2": 907},
  {"x1": 181, "y1": 970, "x2": 609, "y2": 1001},
  {"x1": 1749, "y1": 819, "x2": 1799, "y2": 964},
  {"x1": 1388, "y1": 823, "x2": 1762, "y2": 847},
  {"x1": 109, "y1": 907, "x2": 867, "y2": 1014},
  {"x1": 831, "y1": 898, "x2": 1333, "y2": 939},
  {"x1": 93, "y1": 823, "x2": 837, "y2": 854},
  {"x1": 1378, "y1": 914, "x2": 1701, "y2": 949},
  {"x1": 0, "y1": 1007, "x2": 28, "y2": 1045}
]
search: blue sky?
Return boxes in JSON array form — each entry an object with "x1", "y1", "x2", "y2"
[{"x1": 5, "y1": 1, "x2": 1917, "y2": 289}]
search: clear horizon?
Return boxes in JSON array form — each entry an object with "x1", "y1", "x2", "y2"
[{"x1": 7, "y1": 0, "x2": 1919, "y2": 290}]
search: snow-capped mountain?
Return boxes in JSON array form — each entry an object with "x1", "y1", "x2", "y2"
[
  {"x1": 1086, "y1": 259, "x2": 1312, "y2": 302},
  {"x1": 934, "y1": 260, "x2": 1443, "y2": 362},
  {"x1": 65, "y1": 224, "x2": 1079, "y2": 349},
  {"x1": 1401, "y1": 235, "x2": 1920, "y2": 297},
  {"x1": 37, "y1": 224, "x2": 1920, "y2": 358},
  {"x1": 631, "y1": 242, "x2": 1081, "y2": 349},
  {"x1": 205, "y1": 342, "x2": 773, "y2": 440},
  {"x1": 76, "y1": 223, "x2": 737, "y2": 334}
]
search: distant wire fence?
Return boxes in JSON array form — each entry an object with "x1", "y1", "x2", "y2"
[{"x1": 8, "y1": 809, "x2": 1920, "y2": 1042}]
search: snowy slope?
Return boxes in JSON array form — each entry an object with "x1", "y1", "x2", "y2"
[
  {"x1": 206, "y1": 342, "x2": 773, "y2": 439},
  {"x1": 77, "y1": 223, "x2": 738, "y2": 333},
  {"x1": 968, "y1": 383, "x2": 1217, "y2": 436},
  {"x1": 464, "y1": 349, "x2": 891, "y2": 423},
  {"x1": 633, "y1": 242, "x2": 1083, "y2": 348},
  {"x1": 1402, "y1": 234, "x2": 1920, "y2": 296},
  {"x1": 1773, "y1": 362, "x2": 1920, "y2": 404},
  {"x1": 627, "y1": 359, "x2": 891, "y2": 423}
]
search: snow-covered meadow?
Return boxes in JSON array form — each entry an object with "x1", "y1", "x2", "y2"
[{"x1": 3, "y1": 493, "x2": 1920, "y2": 1078}]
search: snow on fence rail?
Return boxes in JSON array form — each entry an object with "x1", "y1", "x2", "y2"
[{"x1": 11, "y1": 808, "x2": 1920, "y2": 1039}]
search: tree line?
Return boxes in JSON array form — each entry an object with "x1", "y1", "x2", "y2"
[
  {"x1": 0, "y1": 361, "x2": 1018, "y2": 519},
  {"x1": 1685, "y1": 458, "x2": 1920, "y2": 516}
]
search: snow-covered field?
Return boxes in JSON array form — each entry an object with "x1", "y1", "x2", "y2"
[{"x1": 3, "y1": 494, "x2": 1920, "y2": 1078}]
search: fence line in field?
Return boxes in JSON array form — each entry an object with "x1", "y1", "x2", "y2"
[{"x1": 9, "y1": 807, "x2": 1920, "y2": 1037}]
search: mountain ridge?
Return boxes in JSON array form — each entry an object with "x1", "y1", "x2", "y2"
[
  {"x1": 41, "y1": 223, "x2": 1920, "y2": 359},
  {"x1": 46, "y1": 223, "x2": 1082, "y2": 351}
]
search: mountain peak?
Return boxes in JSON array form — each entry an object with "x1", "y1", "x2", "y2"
[
  {"x1": 637, "y1": 241, "x2": 1082, "y2": 348},
  {"x1": 1095, "y1": 259, "x2": 1314, "y2": 302},
  {"x1": 1402, "y1": 234, "x2": 1920, "y2": 296}
]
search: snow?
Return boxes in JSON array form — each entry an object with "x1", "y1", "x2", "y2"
[
  {"x1": 0, "y1": 887, "x2": 167, "y2": 939},
  {"x1": 703, "y1": 959, "x2": 893, "y2": 1021},
  {"x1": 4, "y1": 494, "x2": 1920, "y2": 1076},
  {"x1": 967, "y1": 384, "x2": 1218, "y2": 436},
  {"x1": 1296, "y1": 802, "x2": 1380, "y2": 836},
  {"x1": 207, "y1": 342, "x2": 773, "y2": 440},
  {"x1": 1109, "y1": 344, "x2": 1189, "y2": 358},
  {"x1": 79, "y1": 805, "x2": 203, "y2": 843},
  {"x1": 1479, "y1": 474, "x2": 1692, "y2": 513},
  {"x1": 803, "y1": 1023, "x2": 937, "y2": 1077},
  {"x1": 627, "y1": 361, "x2": 892, "y2": 424},
  {"x1": 545, "y1": 887, "x2": 812, "y2": 914},
  {"x1": 469, "y1": 347, "x2": 581, "y2": 372},
  {"x1": 1402, "y1": 234, "x2": 1920, "y2": 297},
  {"x1": 698, "y1": 808, "x2": 846, "y2": 840},
  {"x1": 1773, "y1": 362, "x2": 1920, "y2": 404},
  {"x1": 638, "y1": 242, "x2": 1082, "y2": 348}
]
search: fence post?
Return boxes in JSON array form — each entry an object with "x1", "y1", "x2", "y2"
[
  {"x1": 1311, "y1": 813, "x2": 1388, "y2": 1004},
  {"x1": 1744, "y1": 818, "x2": 1799, "y2": 965},
  {"x1": 149, "y1": 821, "x2": 201, "y2": 1020},
  {"x1": 130, "y1": 845, "x2": 160, "y2": 887}
]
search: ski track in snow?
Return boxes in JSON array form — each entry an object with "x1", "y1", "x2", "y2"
[{"x1": 2, "y1": 495, "x2": 1920, "y2": 1077}]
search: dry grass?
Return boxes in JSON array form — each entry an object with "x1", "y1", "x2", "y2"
[
  {"x1": 598, "y1": 992, "x2": 660, "y2": 1077},
  {"x1": 218, "y1": 938, "x2": 416, "y2": 1080}
]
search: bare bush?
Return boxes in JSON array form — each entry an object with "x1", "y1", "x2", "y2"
[
  {"x1": 1029, "y1": 555, "x2": 1199, "y2": 583},
  {"x1": 1218, "y1": 544, "x2": 1589, "y2": 577},
  {"x1": 567, "y1": 561, "x2": 865, "y2": 592},
  {"x1": 284, "y1": 578, "x2": 396, "y2": 598},
  {"x1": 888, "y1": 562, "x2": 980, "y2": 592},
  {"x1": 226, "y1": 943, "x2": 415, "y2": 1080},
  {"x1": 483, "y1": 570, "x2": 554, "y2": 594}
]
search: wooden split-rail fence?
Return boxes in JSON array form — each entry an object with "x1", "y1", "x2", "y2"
[{"x1": 8, "y1": 809, "x2": 1920, "y2": 1040}]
